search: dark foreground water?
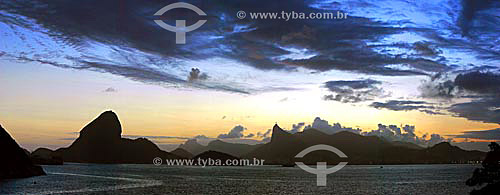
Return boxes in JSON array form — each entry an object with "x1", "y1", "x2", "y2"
[{"x1": 0, "y1": 164, "x2": 480, "y2": 194}]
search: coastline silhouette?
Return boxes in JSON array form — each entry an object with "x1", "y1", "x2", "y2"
[
  {"x1": 0, "y1": 109, "x2": 494, "y2": 194},
  {"x1": 2, "y1": 110, "x2": 488, "y2": 167}
]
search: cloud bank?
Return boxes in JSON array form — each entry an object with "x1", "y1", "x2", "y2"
[
  {"x1": 1, "y1": 0, "x2": 498, "y2": 95},
  {"x1": 323, "y1": 79, "x2": 387, "y2": 103}
]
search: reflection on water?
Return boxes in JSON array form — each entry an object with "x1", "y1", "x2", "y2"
[{"x1": 0, "y1": 163, "x2": 478, "y2": 194}]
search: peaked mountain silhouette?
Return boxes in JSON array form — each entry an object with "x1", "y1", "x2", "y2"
[
  {"x1": 0, "y1": 125, "x2": 45, "y2": 179},
  {"x1": 54, "y1": 111, "x2": 179, "y2": 163}
]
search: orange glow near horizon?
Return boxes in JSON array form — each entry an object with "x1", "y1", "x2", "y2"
[{"x1": 1, "y1": 62, "x2": 499, "y2": 151}]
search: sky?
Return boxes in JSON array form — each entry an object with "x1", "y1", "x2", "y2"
[{"x1": 0, "y1": 0, "x2": 499, "y2": 152}]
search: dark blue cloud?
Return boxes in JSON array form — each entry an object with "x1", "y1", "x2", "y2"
[
  {"x1": 325, "y1": 79, "x2": 381, "y2": 90},
  {"x1": 0, "y1": 1, "x2": 473, "y2": 75},
  {"x1": 370, "y1": 100, "x2": 445, "y2": 115},
  {"x1": 323, "y1": 79, "x2": 386, "y2": 103},
  {"x1": 449, "y1": 98, "x2": 500, "y2": 124},
  {"x1": 0, "y1": 0, "x2": 498, "y2": 97},
  {"x1": 455, "y1": 71, "x2": 500, "y2": 94},
  {"x1": 450, "y1": 128, "x2": 500, "y2": 140},
  {"x1": 418, "y1": 71, "x2": 500, "y2": 123},
  {"x1": 370, "y1": 100, "x2": 434, "y2": 111}
]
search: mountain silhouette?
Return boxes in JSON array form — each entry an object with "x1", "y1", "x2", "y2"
[
  {"x1": 391, "y1": 141, "x2": 424, "y2": 150},
  {"x1": 178, "y1": 139, "x2": 261, "y2": 157},
  {"x1": 178, "y1": 139, "x2": 206, "y2": 155},
  {"x1": 193, "y1": 150, "x2": 239, "y2": 162},
  {"x1": 424, "y1": 142, "x2": 485, "y2": 163},
  {"x1": 25, "y1": 113, "x2": 485, "y2": 165},
  {"x1": 53, "y1": 111, "x2": 178, "y2": 163},
  {"x1": 245, "y1": 124, "x2": 485, "y2": 164},
  {"x1": 0, "y1": 125, "x2": 45, "y2": 179},
  {"x1": 170, "y1": 148, "x2": 193, "y2": 159},
  {"x1": 204, "y1": 140, "x2": 261, "y2": 157},
  {"x1": 30, "y1": 148, "x2": 63, "y2": 165}
]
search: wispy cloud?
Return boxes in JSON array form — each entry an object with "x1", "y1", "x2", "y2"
[
  {"x1": 370, "y1": 100, "x2": 435, "y2": 111},
  {"x1": 449, "y1": 128, "x2": 500, "y2": 141},
  {"x1": 323, "y1": 79, "x2": 387, "y2": 103},
  {"x1": 103, "y1": 87, "x2": 117, "y2": 93}
]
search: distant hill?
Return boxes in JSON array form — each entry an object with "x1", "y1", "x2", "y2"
[
  {"x1": 52, "y1": 111, "x2": 179, "y2": 164},
  {"x1": 391, "y1": 141, "x2": 424, "y2": 150},
  {"x1": 178, "y1": 139, "x2": 206, "y2": 155},
  {"x1": 245, "y1": 124, "x2": 485, "y2": 165},
  {"x1": 170, "y1": 148, "x2": 193, "y2": 159},
  {"x1": 30, "y1": 148, "x2": 63, "y2": 165},
  {"x1": 204, "y1": 140, "x2": 261, "y2": 157},
  {"x1": 178, "y1": 139, "x2": 261, "y2": 157},
  {"x1": 424, "y1": 142, "x2": 485, "y2": 163},
  {"x1": 0, "y1": 125, "x2": 45, "y2": 179},
  {"x1": 193, "y1": 150, "x2": 239, "y2": 162}
]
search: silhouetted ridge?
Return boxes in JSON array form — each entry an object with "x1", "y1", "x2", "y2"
[
  {"x1": 209, "y1": 139, "x2": 226, "y2": 145},
  {"x1": 391, "y1": 141, "x2": 424, "y2": 150},
  {"x1": 431, "y1": 142, "x2": 454, "y2": 150},
  {"x1": 170, "y1": 148, "x2": 193, "y2": 159},
  {"x1": 245, "y1": 124, "x2": 486, "y2": 165},
  {"x1": 300, "y1": 128, "x2": 326, "y2": 136},
  {"x1": 332, "y1": 130, "x2": 362, "y2": 138},
  {"x1": 31, "y1": 148, "x2": 63, "y2": 165},
  {"x1": 206, "y1": 139, "x2": 261, "y2": 157},
  {"x1": 0, "y1": 125, "x2": 45, "y2": 179},
  {"x1": 54, "y1": 111, "x2": 178, "y2": 163},
  {"x1": 271, "y1": 124, "x2": 291, "y2": 142},
  {"x1": 193, "y1": 150, "x2": 239, "y2": 162},
  {"x1": 177, "y1": 139, "x2": 261, "y2": 157},
  {"x1": 178, "y1": 139, "x2": 206, "y2": 155}
]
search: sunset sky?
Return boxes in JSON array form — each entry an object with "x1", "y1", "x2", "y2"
[{"x1": 1, "y1": 0, "x2": 499, "y2": 151}]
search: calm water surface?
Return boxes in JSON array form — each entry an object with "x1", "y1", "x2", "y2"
[{"x1": 0, "y1": 164, "x2": 480, "y2": 194}]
